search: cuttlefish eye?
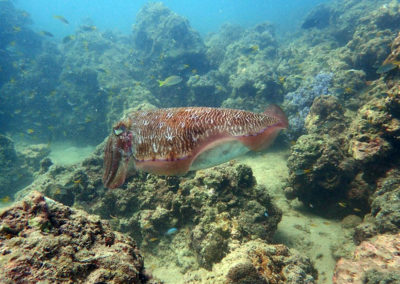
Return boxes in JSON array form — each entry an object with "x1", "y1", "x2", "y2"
[{"x1": 113, "y1": 125, "x2": 126, "y2": 136}]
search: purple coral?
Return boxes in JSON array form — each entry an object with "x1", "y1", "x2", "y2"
[{"x1": 285, "y1": 72, "x2": 333, "y2": 139}]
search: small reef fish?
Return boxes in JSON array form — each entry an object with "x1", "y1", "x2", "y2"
[
  {"x1": 149, "y1": 237, "x2": 159, "y2": 242},
  {"x1": 294, "y1": 168, "x2": 312, "y2": 176},
  {"x1": 27, "y1": 129, "x2": 35, "y2": 134},
  {"x1": 12, "y1": 26, "x2": 21, "y2": 32},
  {"x1": 376, "y1": 62, "x2": 398, "y2": 74},
  {"x1": 158, "y1": 75, "x2": 182, "y2": 87},
  {"x1": 62, "y1": 35, "x2": 75, "y2": 44},
  {"x1": 338, "y1": 202, "x2": 347, "y2": 208},
  {"x1": 103, "y1": 105, "x2": 288, "y2": 189},
  {"x1": 81, "y1": 25, "x2": 97, "y2": 31},
  {"x1": 165, "y1": 228, "x2": 178, "y2": 235},
  {"x1": 53, "y1": 15, "x2": 69, "y2": 24},
  {"x1": 250, "y1": 45, "x2": 259, "y2": 52},
  {"x1": 40, "y1": 31, "x2": 54, "y2": 37},
  {"x1": 177, "y1": 64, "x2": 190, "y2": 71},
  {"x1": 0, "y1": 196, "x2": 11, "y2": 203}
]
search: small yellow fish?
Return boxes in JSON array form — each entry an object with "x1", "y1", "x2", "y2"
[
  {"x1": 279, "y1": 76, "x2": 286, "y2": 84},
  {"x1": 0, "y1": 196, "x2": 10, "y2": 203},
  {"x1": 74, "y1": 179, "x2": 81, "y2": 184},
  {"x1": 323, "y1": 221, "x2": 330, "y2": 225},
  {"x1": 250, "y1": 45, "x2": 259, "y2": 52},
  {"x1": 40, "y1": 30, "x2": 54, "y2": 37},
  {"x1": 158, "y1": 75, "x2": 182, "y2": 87},
  {"x1": 81, "y1": 25, "x2": 97, "y2": 31},
  {"x1": 14, "y1": 109, "x2": 21, "y2": 114},
  {"x1": 27, "y1": 129, "x2": 34, "y2": 134},
  {"x1": 149, "y1": 237, "x2": 158, "y2": 242},
  {"x1": 62, "y1": 35, "x2": 75, "y2": 44},
  {"x1": 191, "y1": 69, "x2": 197, "y2": 74},
  {"x1": 143, "y1": 223, "x2": 152, "y2": 229},
  {"x1": 294, "y1": 168, "x2": 312, "y2": 175},
  {"x1": 344, "y1": 87, "x2": 354, "y2": 94},
  {"x1": 54, "y1": 188, "x2": 61, "y2": 195},
  {"x1": 338, "y1": 202, "x2": 347, "y2": 208},
  {"x1": 53, "y1": 15, "x2": 69, "y2": 24},
  {"x1": 353, "y1": 208, "x2": 361, "y2": 212},
  {"x1": 13, "y1": 26, "x2": 21, "y2": 32}
]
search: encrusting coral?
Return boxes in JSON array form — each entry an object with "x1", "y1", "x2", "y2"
[{"x1": 0, "y1": 191, "x2": 154, "y2": 283}]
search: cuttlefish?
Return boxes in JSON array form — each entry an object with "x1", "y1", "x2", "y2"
[{"x1": 103, "y1": 105, "x2": 288, "y2": 189}]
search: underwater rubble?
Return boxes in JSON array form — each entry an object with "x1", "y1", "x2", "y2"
[{"x1": 0, "y1": 191, "x2": 153, "y2": 283}]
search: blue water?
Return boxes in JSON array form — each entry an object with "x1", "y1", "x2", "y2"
[{"x1": 16, "y1": 0, "x2": 330, "y2": 38}]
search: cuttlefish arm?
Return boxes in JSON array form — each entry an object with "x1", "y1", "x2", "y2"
[{"x1": 102, "y1": 122, "x2": 134, "y2": 189}]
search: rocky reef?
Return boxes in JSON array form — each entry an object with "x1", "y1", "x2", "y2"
[
  {"x1": 0, "y1": 135, "x2": 44, "y2": 197},
  {"x1": 14, "y1": 145, "x2": 320, "y2": 282},
  {"x1": 285, "y1": 23, "x2": 400, "y2": 221},
  {"x1": 0, "y1": 191, "x2": 152, "y2": 283},
  {"x1": 333, "y1": 232, "x2": 400, "y2": 283},
  {"x1": 2, "y1": 0, "x2": 400, "y2": 282},
  {"x1": 185, "y1": 239, "x2": 317, "y2": 283},
  {"x1": 18, "y1": 144, "x2": 283, "y2": 270}
]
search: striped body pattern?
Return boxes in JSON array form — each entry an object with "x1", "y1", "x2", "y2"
[
  {"x1": 129, "y1": 107, "x2": 280, "y2": 161},
  {"x1": 103, "y1": 105, "x2": 288, "y2": 189}
]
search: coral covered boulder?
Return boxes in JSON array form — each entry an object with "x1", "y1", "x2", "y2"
[
  {"x1": 132, "y1": 2, "x2": 206, "y2": 67},
  {"x1": 0, "y1": 191, "x2": 150, "y2": 283},
  {"x1": 184, "y1": 239, "x2": 317, "y2": 283},
  {"x1": 333, "y1": 233, "x2": 400, "y2": 284}
]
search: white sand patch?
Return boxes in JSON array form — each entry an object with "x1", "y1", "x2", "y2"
[
  {"x1": 49, "y1": 142, "x2": 95, "y2": 166},
  {"x1": 240, "y1": 149, "x2": 349, "y2": 284}
]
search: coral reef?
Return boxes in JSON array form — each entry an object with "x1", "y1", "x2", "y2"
[
  {"x1": 215, "y1": 23, "x2": 283, "y2": 111},
  {"x1": 23, "y1": 151, "x2": 282, "y2": 271},
  {"x1": 283, "y1": 72, "x2": 334, "y2": 139},
  {"x1": 333, "y1": 232, "x2": 400, "y2": 284},
  {"x1": 285, "y1": 28, "x2": 400, "y2": 218},
  {"x1": 354, "y1": 167, "x2": 400, "y2": 242},
  {"x1": 0, "y1": 191, "x2": 152, "y2": 283},
  {"x1": 0, "y1": 135, "x2": 32, "y2": 197},
  {"x1": 2, "y1": 0, "x2": 400, "y2": 281},
  {"x1": 184, "y1": 239, "x2": 317, "y2": 283}
]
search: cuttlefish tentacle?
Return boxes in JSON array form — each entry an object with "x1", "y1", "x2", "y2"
[
  {"x1": 103, "y1": 122, "x2": 134, "y2": 189},
  {"x1": 103, "y1": 105, "x2": 288, "y2": 189}
]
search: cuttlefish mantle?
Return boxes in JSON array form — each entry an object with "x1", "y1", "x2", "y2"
[{"x1": 103, "y1": 105, "x2": 288, "y2": 189}]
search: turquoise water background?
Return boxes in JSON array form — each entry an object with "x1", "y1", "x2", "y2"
[{"x1": 17, "y1": 0, "x2": 329, "y2": 38}]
